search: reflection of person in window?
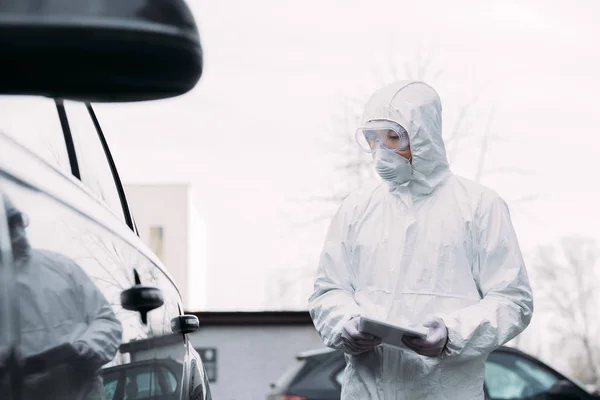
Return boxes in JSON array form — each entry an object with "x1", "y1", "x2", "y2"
[{"x1": 4, "y1": 196, "x2": 123, "y2": 399}]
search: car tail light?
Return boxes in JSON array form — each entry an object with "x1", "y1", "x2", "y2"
[{"x1": 280, "y1": 396, "x2": 307, "y2": 400}]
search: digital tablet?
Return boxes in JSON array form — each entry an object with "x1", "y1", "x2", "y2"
[{"x1": 358, "y1": 316, "x2": 428, "y2": 351}]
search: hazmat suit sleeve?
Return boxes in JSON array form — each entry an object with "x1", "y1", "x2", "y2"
[
  {"x1": 68, "y1": 260, "x2": 123, "y2": 370},
  {"x1": 308, "y1": 199, "x2": 363, "y2": 350},
  {"x1": 440, "y1": 195, "x2": 533, "y2": 360}
]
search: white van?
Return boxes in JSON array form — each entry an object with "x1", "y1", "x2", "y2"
[{"x1": 0, "y1": 1, "x2": 211, "y2": 399}]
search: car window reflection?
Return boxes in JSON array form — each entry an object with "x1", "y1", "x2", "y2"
[
  {"x1": 4, "y1": 195, "x2": 123, "y2": 399},
  {"x1": 1, "y1": 178, "x2": 195, "y2": 399}
]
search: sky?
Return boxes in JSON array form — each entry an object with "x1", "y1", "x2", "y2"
[{"x1": 94, "y1": 0, "x2": 600, "y2": 331}]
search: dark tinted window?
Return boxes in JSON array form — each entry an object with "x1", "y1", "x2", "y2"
[
  {"x1": 123, "y1": 364, "x2": 177, "y2": 398},
  {"x1": 63, "y1": 101, "x2": 125, "y2": 222},
  {"x1": 273, "y1": 358, "x2": 307, "y2": 390},
  {"x1": 485, "y1": 352, "x2": 560, "y2": 399},
  {"x1": 102, "y1": 363, "x2": 178, "y2": 400},
  {"x1": 0, "y1": 96, "x2": 70, "y2": 174}
]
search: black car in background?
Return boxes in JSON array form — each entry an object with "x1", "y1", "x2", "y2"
[{"x1": 268, "y1": 346, "x2": 599, "y2": 400}]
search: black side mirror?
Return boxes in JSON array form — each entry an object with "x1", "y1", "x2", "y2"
[
  {"x1": 171, "y1": 315, "x2": 200, "y2": 334},
  {"x1": 0, "y1": 0, "x2": 202, "y2": 102},
  {"x1": 547, "y1": 379, "x2": 586, "y2": 399},
  {"x1": 121, "y1": 269, "x2": 164, "y2": 325}
]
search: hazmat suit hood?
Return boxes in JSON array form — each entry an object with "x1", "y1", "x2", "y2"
[{"x1": 361, "y1": 81, "x2": 451, "y2": 196}]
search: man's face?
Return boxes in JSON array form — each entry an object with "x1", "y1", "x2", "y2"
[
  {"x1": 371, "y1": 129, "x2": 412, "y2": 161},
  {"x1": 357, "y1": 120, "x2": 413, "y2": 162}
]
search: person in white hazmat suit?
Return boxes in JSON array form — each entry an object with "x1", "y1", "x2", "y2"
[
  {"x1": 2, "y1": 196, "x2": 122, "y2": 400},
  {"x1": 308, "y1": 81, "x2": 533, "y2": 400}
]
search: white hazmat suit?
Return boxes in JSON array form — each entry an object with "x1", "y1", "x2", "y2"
[{"x1": 308, "y1": 81, "x2": 533, "y2": 400}]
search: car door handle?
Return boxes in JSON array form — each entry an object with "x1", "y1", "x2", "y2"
[{"x1": 171, "y1": 315, "x2": 199, "y2": 335}]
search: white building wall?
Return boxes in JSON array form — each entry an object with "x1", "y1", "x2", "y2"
[
  {"x1": 187, "y1": 187, "x2": 208, "y2": 310},
  {"x1": 189, "y1": 324, "x2": 325, "y2": 400},
  {"x1": 124, "y1": 183, "x2": 207, "y2": 310}
]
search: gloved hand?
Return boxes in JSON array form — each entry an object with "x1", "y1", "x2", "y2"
[
  {"x1": 69, "y1": 341, "x2": 98, "y2": 370},
  {"x1": 402, "y1": 316, "x2": 448, "y2": 357},
  {"x1": 341, "y1": 317, "x2": 382, "y2": 355},
  {"x1": 23, "y1": 343, "x2": 79, "y2": 375}
]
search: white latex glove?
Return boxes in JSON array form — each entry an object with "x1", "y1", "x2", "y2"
[
  {"x1": 402, "y1": 316, "x2": 448, "y2": 357},
  {"x1": 341, "y1": 317, "x2": 382, "y2": 355}
]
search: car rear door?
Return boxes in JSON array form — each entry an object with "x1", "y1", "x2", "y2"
[{"x1": 63, "y1": 99, "x2": 191, "y2": 399}]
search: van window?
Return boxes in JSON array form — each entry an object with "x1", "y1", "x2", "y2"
[
  {"x1": 0, "y1": 96, "x2": 71, "y2": 175},
  {"x1": 63, "y1": 101, "x2": 125, "y2": 222}
]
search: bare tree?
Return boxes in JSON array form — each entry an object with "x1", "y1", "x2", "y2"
[
  {"x1": 264, "y1": 268, "x2": 314, "y2": 310},
  {"x1": 534, "y1": 236, "x2": 600, "y2": 386}
]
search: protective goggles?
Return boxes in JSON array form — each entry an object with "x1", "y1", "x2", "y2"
[{"x1": 355, "y1": 120, "x2": 410, "y2": 153}]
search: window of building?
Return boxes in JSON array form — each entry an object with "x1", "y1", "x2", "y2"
[{"x1": 149, "y1": 226, "x2": 165, "y2": 261}]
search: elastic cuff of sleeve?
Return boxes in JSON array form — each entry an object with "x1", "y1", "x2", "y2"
[
  {"x1": 439, "y1": 317, "x2": 461, "y2": 360},
  {"x1": 331, "y1": 313, "x2": 362, "y2": 349}
]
